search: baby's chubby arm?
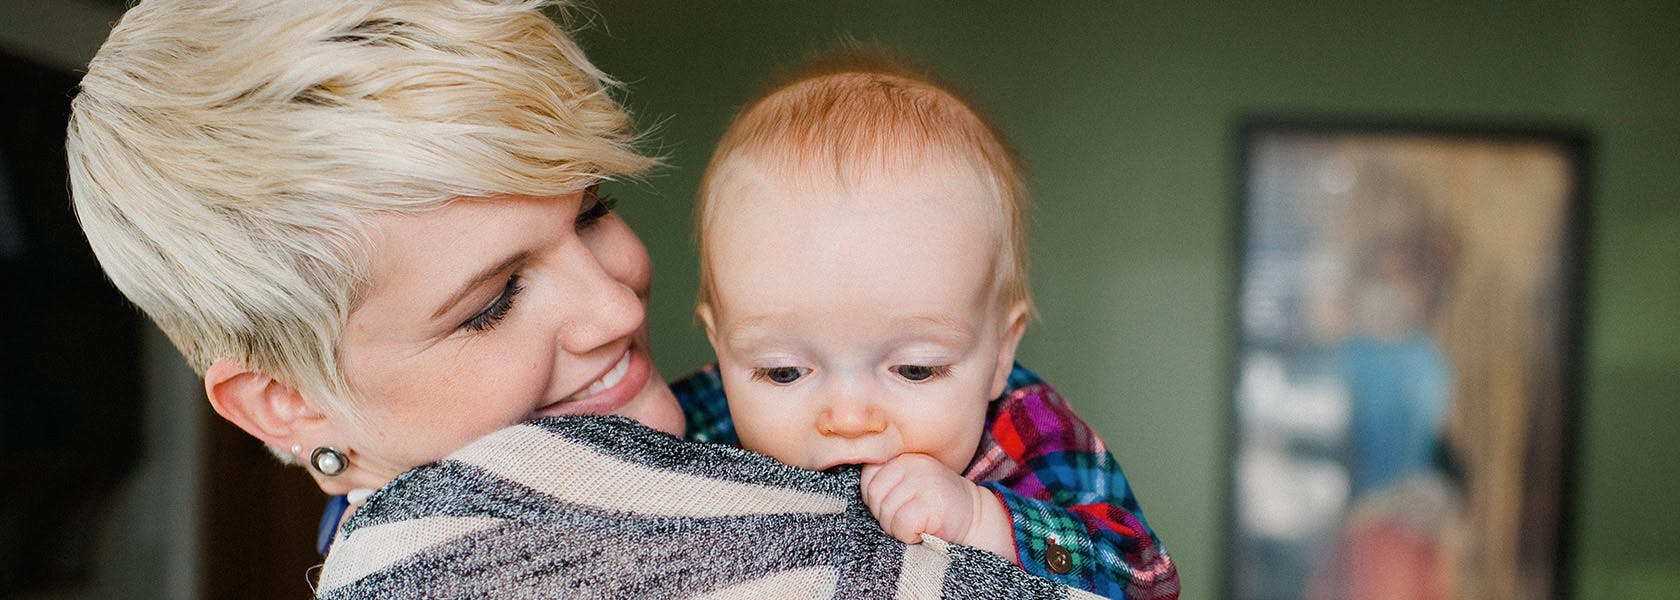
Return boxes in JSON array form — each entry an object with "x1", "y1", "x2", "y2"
[{"x1": 859, "y1": 454, "x2": 1018, "y2": 563}]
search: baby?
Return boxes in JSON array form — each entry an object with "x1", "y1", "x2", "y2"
[{"x1": 686, "y1": 49, "x2": 1179, "y2": 596}]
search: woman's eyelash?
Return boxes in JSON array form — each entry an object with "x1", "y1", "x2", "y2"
[
  {"x1": 461, "y1": 274, "x2": 523, "y2": 332},
  {"x1": 576, "y1": 185, "x2": 618, "y2": 229}
]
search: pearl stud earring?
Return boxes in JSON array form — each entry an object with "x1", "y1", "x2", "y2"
[{"x1": 310, "y1": 447, "x2": 349, "y2": 476}]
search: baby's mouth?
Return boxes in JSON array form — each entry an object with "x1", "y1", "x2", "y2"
[{"x1": 815, "y1": 455, "x2": 892, "y2": 472}]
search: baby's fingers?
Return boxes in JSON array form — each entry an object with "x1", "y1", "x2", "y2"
[
  {"x1": 879, "y1": 480, "x2": 950, "y2": 543},
  {"x1": 880, "y1": 498, "x2": 935, "y2": 544},
  {"x1": 860, "y1": 460, "x2": 911, "y2": 509}
]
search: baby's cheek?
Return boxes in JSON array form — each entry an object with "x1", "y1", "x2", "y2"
[
  {"x1": 936, "y1": 404, "x2": 992, "y2": 472},
  {"x1": 732, "y1": 401, "x2": 798, "y2": 459},
  {"x1": 934, "y1": 444, "x2": 978, "y2": 473}
]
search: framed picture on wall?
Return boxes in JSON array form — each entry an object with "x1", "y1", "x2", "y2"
[{"x1": 1224, "y1": 121, "x2": 1587, "y2": 600}]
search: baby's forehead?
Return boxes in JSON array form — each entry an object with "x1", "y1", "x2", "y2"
[
  {"x1": 704, "y1": 156, "x2": 1011, "y2": 301},
  {"x1": 712, "y1": 145, "x2": 1001, "y2": 209},
  {"x1": 706, "y1": 156, "x2": 1009, "y2": 266}
]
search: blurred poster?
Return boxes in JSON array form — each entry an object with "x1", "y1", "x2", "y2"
[{"x1": 1227, "y1": 124, "x2": 1585, "y2": 600}]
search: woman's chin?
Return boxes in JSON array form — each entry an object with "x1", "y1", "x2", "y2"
[{"x1": 618, "y1": 364, "x2": 685, "y2": 437}]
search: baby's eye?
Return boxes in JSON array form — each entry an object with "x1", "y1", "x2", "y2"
[
  {"x1": 751, "y1": 366, "x2": 810, "y2": 385},
  {"x1": 891, "y1": 364, "x2": 951, "y2": 382}
]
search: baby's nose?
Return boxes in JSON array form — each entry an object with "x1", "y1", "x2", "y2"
[{"x1": 816, "y1": 395, "x2": 887, "y2": 438}]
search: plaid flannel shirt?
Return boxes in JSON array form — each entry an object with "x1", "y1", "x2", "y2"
[{"x1": 672, "y1": 362, "x2": 1180, "y2": 599}]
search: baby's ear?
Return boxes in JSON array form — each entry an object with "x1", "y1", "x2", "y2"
[
  {"x1": 696, "y1": 302, "x2": 719, "y2": 343},
  {"x1": 989, "y1": 302, "x2": 1030, "y2": 398},
  {"x1": 204, "y1": 359, "x2": 328, "y2": 451}
]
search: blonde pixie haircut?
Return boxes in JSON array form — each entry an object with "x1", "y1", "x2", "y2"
[
  {"x1": 696, "y1": 47, "x2": 1033, "y2": 315},
  {"x1": 67, "y1": 0, "x2": 652, "y2": 429}
]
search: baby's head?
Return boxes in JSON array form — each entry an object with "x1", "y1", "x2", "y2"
[{"x1": 696, "y1": 48, "x2": 1032, "y2": 472}]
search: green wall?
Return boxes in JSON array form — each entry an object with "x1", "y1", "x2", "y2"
[{"x1": 579, "y1": 2, "x2": 1679, "y2": 597}]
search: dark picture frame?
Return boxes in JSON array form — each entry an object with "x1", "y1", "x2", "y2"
[{"x1": 1224, "y1": 120, "x2": 1587, "y2": 600}]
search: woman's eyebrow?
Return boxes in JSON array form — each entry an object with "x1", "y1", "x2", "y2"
[{"x1": 431, "y1": 252, "x2": 527, "y2": 321}]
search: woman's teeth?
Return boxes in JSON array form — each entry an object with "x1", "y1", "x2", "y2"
[{"x1": 574, "y1": 351, "x2": 631, "y2": 400}]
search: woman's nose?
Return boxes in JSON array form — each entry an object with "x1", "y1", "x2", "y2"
[
  {"x1": 817, "y1": 391, "x2": 887, "y2": 438},
  {"x1": 553, "y1": 248, "x2": 644, "y2": 355}
]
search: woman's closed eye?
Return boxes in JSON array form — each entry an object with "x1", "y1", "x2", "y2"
[
  {"x1": 891, "y1": 364, "x2": 951, "y2": 382},
  {"x1": 460, "y1": 274, "x2": 523, "y2": 332},
  {"x1": 751, "y1": 366, "x2": 810, "y2": 385},
  {"x1": 575, "y1": 184, "x2": 617, "y2": 230}
]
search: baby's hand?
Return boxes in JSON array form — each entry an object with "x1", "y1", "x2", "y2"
[{"x1": 860, "y1": 454, "x2": 1011, "y2": 556}]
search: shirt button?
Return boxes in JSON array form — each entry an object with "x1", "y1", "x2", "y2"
[{"x1": 1045, "y1": 539, "x2": 1072, "y2": 574}]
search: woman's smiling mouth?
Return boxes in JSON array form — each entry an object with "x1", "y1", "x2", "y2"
[
  {"x1": 529, "y1": 347, "x2": 652, "y2": 420},
  {"x1": 571, "y1": 350, "x2": 631, "y2": 402}
]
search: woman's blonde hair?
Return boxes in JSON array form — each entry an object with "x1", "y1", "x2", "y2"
[
  {"x1": 695, "y1": 45, "x2": 1032, "y2": 315},
  {"x1": 67, "y1": 0, "x2": 652, "y2": 426}
]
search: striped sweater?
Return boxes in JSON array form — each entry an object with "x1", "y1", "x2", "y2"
[{"x1": 314, "y1": 416, "x2": 1100, "y2": 599}]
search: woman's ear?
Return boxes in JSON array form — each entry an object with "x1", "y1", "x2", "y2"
[
  {"x1": 989, "y1": 302, "x2": 1030, "y2": 399},
  {"x1": 204, "y1": 359, "x2": 326, "y2": 449}
]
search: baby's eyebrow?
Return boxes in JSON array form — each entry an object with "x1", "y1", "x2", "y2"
[
  {"x1": 431, "y1": 252, "x2": 526, "y2": 321},
  {"x1": 722, "y1": 316, "x2": 793, "y2": 350},
  {"x1": 894, "y1": 315, "x2": 975, "y2": 345}
]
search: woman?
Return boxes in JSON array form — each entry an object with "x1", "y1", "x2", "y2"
[
  {"x1": 67, "y1": 0, "x2": 1167, "y2": 596},
  {"x1": 69, "y1": 0, "x2": 684, "y2": 501}
]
